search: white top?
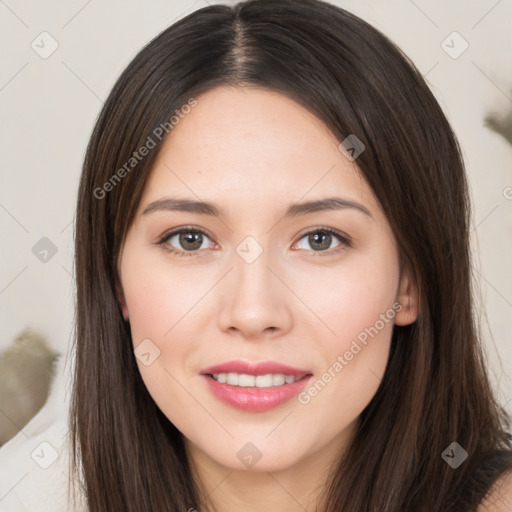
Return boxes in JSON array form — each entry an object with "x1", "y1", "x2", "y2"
[{"x1": 0, "y1": 357, "x2": 87, "y2": 512}]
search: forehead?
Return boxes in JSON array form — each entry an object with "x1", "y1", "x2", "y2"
[{"x1": 139, "y1": 86, "x2": 375, "y2": 216}]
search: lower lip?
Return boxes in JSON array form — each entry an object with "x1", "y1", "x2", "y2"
[{"x1": 202, "y1": 374, "x2": 312, "y2": 412}]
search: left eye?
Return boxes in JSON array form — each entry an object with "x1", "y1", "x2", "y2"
[{"x1": 293, "y1": 229, "x2": 346, "y2": 252}]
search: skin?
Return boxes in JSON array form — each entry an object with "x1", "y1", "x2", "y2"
[
  {"x1": 117, "y1": 86, "x2": 419, "y2": 511},
  {"x1": 478, "y1": 472, "x2": 512, "y2": 512}
]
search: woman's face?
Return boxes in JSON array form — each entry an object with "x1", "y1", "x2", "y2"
[{"x1": 117, "y1": 86, "x2": 417, "y2": 473}]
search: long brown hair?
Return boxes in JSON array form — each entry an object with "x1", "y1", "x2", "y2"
[{"x1": 71, "y1": 0, "x2": 512, "y2": 510}]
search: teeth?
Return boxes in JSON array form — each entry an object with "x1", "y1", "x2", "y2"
[
  {"x1": 227, "y1": 372, "x2": 238, "y2": 386},
  {"x1": 212, "y1": 373, "x2": 302, "y2": 388},
  {"x1": 273, "y1": 374, "x2": 285, "y2": 386}
]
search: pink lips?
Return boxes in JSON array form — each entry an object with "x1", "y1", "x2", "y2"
[{"x1": 200, "y1": 360, "x2": 313, "y2": 412}]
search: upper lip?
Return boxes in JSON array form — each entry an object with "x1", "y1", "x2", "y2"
[{"x1": 200, "y1": 360, "x2": 312, "y2": 378}]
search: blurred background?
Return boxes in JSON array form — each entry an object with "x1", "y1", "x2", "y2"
[{"x1": 0, "y1": 0, "x2": 511, "y2": 447}]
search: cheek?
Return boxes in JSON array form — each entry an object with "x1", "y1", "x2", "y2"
[
  {"x1": 289, "y1": 250, "x2": 400, "y2": 344},
  {"x1": 290, "y1": 249, "x2": 399, "y2": 404},
  {"x1": 121, "y1": 253, "x2": 210, "y2": 345},
  {"x1": 292, "y1": 249, "x2": 399, "y2": 425},
  {"x1": 123, "y1": 277, "x2": 176, "y2": 343},
  {"x1": 120, "y1": 248, "x2": 216, "y2": 396},
  {"x1": 120, "y1": 258, "x2": 205, "y2": 418}
]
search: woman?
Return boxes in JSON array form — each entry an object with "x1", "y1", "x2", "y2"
[{"x1": 70, "y1": 0, "x2": 512, "y2": 510}]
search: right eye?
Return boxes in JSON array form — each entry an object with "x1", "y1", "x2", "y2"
[{"x1": 157, "y1": 227, "x2": 217, "y2": 257}]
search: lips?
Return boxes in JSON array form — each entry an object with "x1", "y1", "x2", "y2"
[
  {"x1": 200, "y1": 359, "x2": 313, "y2": 412},
  {"x1": 200, "y1": 359, "x2": 312, "y2": 378}
]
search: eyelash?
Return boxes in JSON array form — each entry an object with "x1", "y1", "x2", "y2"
[{"x1": 156, "y1": 226, "x2": 352, "y2": 258}]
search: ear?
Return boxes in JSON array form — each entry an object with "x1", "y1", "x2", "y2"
[
  {"x1": 394, "y1": 267, "x2": 418, "y2": 326},
  {"x1": 116, "y1": 280, "x2": 129, "y2": 321}
]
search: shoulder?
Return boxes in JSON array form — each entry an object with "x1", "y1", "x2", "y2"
[{"x1": 477, "y1": 470, "x2": 512, "y2": 511}]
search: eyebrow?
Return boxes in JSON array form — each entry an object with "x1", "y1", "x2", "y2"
[{"x1": 142, "y1": 196, "x2": 372, "y2": 219}]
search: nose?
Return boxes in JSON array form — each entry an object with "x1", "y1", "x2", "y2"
[{"x1": 217, "y1": 245, "x2": 293, "y2": 340}]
